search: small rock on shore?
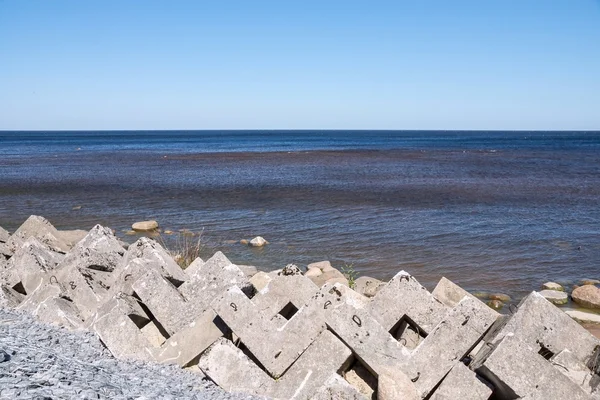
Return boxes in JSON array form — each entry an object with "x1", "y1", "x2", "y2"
[{"x1": 572, "y1": 285, "x2": 600, "y2": 309}]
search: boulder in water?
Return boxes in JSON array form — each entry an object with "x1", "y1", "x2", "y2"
[
  {"x1": 572, "y1": 285, "x2": 600, "y2": 309},
  {"x1": 132, "y1": 220, "x2": 159, "y2": 232}
]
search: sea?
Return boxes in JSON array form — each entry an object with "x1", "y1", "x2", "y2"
[{"x1": 1, "y1": 130, "x2": 599, "y2": 301}]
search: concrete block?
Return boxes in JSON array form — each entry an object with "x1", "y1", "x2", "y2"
[
  {"x1": 5, "y1": 237, "x2": 64, "y2": 294},
  {"x1": 183, "y1": 256, "x2": 204, "y2": 278},
  {"x1": 369, "y1": 271, "x2": 449, "y2": 334},
  {"x1": 472, "y1": 335, "x2": 591, "y2": 400},
  {"x1": 551, "y1": 349, "x2": 597, "y2": 394},
  {"x1": 252, "y1": 273, "x2": 319, "y2": 320},
  {"x1": 237, "y1": 264, "x2": 258, "y2": 279},
  {"x1": 55, "y1": 266, "x2": 113, "y2": 320},
  {"x1": 5, "y1": 215, "x2": 70, "y2": 255},
  {"x1": 432, "y1": 276, "x2": 482, "y2": 308},
  {"x1": 404, "y1": 296, "x2": 498, "y2": 397},
  {"x1": 0, "y1": 225, "x2": 9, "y2": 243},
  {"x1": 150, "y1": 309, "x2": 223, "y2": 367},
  {"x1": 312, "y1": 374, "x2": 368, "y2": 400},
  {"x1": 87, "y1": 294, "x2": 154, "y2": 361},
  {"x1": 249, "y1": 271, "x2": 272, "y2": 292},
  {"x1": 212, "y1": 285, "x2": 327, "y2": 378},
  {"x1": 58, "y1": 225, "x2": 124, "y2": 273},
  {"x1": 273, "y1": 330, "x2": 353, "y2": 400},
  {"x1": 120, "y1": 237, "x2": 188, "y2": 286},
  {"x1": 489, "y1": 291, "x2": 600, "y2": 362},
  {"x1": 17, "y1": 283, "x2": 83, "y2": 329},
  {"x1": 132, "y1": 268, "x2": 189, "y2": 335},
  {"x1": 197, "y1": 338, "x2": 275, "y2": 396},
  {"x1": 429, "y1": 363, "x2": 492, "y2": 400},
  {"x1": 0, "y1": 284, "x2": 25, "y2": 308},
  {"x1": 179, "y1": 251, "x2": 252, "y2": 320},
  {"x1": 140, "y1": 321, "x2": 167, "y2": 347},
  {"x1": 377, "y1": 367, "x2": 419, "y2": 400}
]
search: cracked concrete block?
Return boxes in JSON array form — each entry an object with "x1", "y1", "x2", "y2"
[
  {"x1": 0, "y1": 284, "x2": 25, "y2": 308},
  {"x1": 150, "y1": 309, "x2": 223, "y2": 367},
  {"x1": 0, "y1": 225, "x2": 9, "y2": 243},
  {"x1": 198, "y1": 338, "x2": 275, "y2": 397},
  {"x1": 488, "y1": 291, "x2": 600, "y2": 362},
  {"x1": 5, "y1": 237, "x2": 64, "y2": 294},
  {"x1": 472, "y1": 335, "x2": 591, "y2": 400},
  {"x1": 132, "y1": 268, "x2": 190, "y2": 335},
  {"x1": 551, "y1": 349, "x2": 597, "y2": 394},
  {"x1": 87, "y1": 294, "x2": 154, "y2": 361},
  {"x1": 252, "y1": 273, "x2": 319, "y2": 320},
  {"x1": 312, "y1": 374, "x2": 368, "y2": 400},
  {"x1": 369, "y1": 271, "x2": 450, "y2": 334},
  {"x1": 212, "y1": 285, "x2": 327, "y2": 378},
  {"x1": 273, "y1": 330, "x2": 353, "y2": 400},
  {"x1": 5, "y1": 215, "x2": 70, "y2": 255},
  {"x1": 179, "y1": 251, "x2": 252, "y2": 319},
  {"x1": 429, "y1": 363, "x2": 492, "y2": 400}
]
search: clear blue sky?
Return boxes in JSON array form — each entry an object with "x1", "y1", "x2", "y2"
[{"x1": 1, "y1": 0, "x2": 599, "y2": 130}]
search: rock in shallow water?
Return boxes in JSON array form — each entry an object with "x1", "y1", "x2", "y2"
[
  {"x1": 539, "y1": 290, "x2": 568, "y2": 305},
  {"x1": 132, "y1": 220, "x2": 159, "y2": 231},
  {"x1": 572, "y1": 285, "x2": 600, "y2": 309},
  {"x1": 566, "y1": 310, "x2": 600, "y2": 325},
  {"x1": 541, "y1": 282, "x2": 564, "y2": 291}
]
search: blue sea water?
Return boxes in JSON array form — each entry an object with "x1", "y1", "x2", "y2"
[{"x1": 1, "y1": 130, "x2": 599, "y2": 300}]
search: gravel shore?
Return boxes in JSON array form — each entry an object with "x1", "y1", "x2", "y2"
[{"x1": 0, "y1": 307, "x2": 261, "y2": 400}]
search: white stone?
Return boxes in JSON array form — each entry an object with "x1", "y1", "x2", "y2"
[
  {"x1": 538, "y1": 289, "x2": 568, "y2": 305},
  {"x1": 566, "y1": 310, "x2": 600, "y2": 324},
  {"x1": 132, "y1": 220, "x2": 159, "y2": 231},
  {"x1": 249, "y1": 236, "x2": 268, "y2": 247}
]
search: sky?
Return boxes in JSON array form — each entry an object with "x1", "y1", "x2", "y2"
[{"x1": 0, "y1": 1, "x2": 599, "y2": 130}]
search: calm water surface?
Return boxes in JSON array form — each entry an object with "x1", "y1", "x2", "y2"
[{"x1": 1, "y1": 131, "x2": 599, "y2": 300}]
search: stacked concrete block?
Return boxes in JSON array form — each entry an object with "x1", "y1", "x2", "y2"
[
  {"x1": 4, "y1": 215, "x2": 71, "y2": 255},
  {"x1": 428, "y1": 363, "x2": 492, "y2": 400}
]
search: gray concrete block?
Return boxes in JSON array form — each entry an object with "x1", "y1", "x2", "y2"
[
  {"x1": 312, "y1": 374, "x2": 368, "y2": 400},
  {"x1": 432, "y1": 276, "x2": 481, "y2": 308},
  {"x1": 5, "y1": 215, "x2": 71, "y2": 255},
  {"x1": 16, "y1": 282, "x2": 83, "y2": 329},
  {"x1": 377, "y1": 367, "x2": 419, "y2": 400},
  {"x1": 0, "y1": 284, "x2": 25, "y2": 308},
  {"x1": 489, "y1": 291, "x2": 600, "y2": 362},
  {"x1": 251, "y1": 273, "x2": 319, "y2": 320},
  {"x1": 58, "y1": 224, "x2": 124, "y2": 273},
  {"x1": 179, "y1": 251, "x2": 252, "y2": 320},
  {"x1": 150, "y1": 309, "x2": 223, "y2": 367},
  {"x1": 132, "y1": 268, "x2": 189, "y2": 335},
  {"x1": 353, "y1": 276, "x2": 384, "y2": 298},
  {"x1": 55, "y1": 266, "x2": 113, "y2": 320},
  {"x1": 551, "y1": 349, "x2": 597, "y2": 394},
  {"x1": 197, "y1": 338, "x2": 275, "y2": 397},
  {"x1": 212, "y1": 285, "x2": 327, "y2": 378},
  {"x1": 0, "y1": 225, "x2": 9, "y2": 243},
  {"x1": 273, "y1": 330, "x2": 353, "y2": 400},
  {"x1": 473, "y1": 335, "x2": 591, "y2": 400},
  {"x1": 429, "y1": 363, "x2": 492, "y2": 400},
  {"x1": 182, "y1": 256, "x2": 204, "y2": 278},
  {"x1": 5, "y1": 237, "x2": 64, "y2": 294},
  {"x1": 405, "y1": 296, "x2": 498, "y2": 397},
  {"x1": 369, "y1": 271, "x2": 449, "y2": 334},
  {"x1": 87, "y1": 294, "x2": 154, "y2": 361}
]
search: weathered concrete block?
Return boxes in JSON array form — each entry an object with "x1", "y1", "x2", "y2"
[
  {"x1": 273, "y1": 330, "x2": 353, "y2": 399},
  {"x1": 249, "y1": 271, "x2": 271, "y2": 292},
  {"x1": 150, "y1": 309, "x2": 223, "y2": 367},
  {"x1": 55, "y1": 266, "x2": 113, "y2": 320},
  {"x1": 0, "y1": 284, "x2": 25, "y2": 308},
  {"x1": 87, "y1": 294, "x2": 154, "y2": 361},
  {"x1": 59, "y1": 225, "x2": 125, "y2": 273},
  {"x1": 16, "y1": 282, "x2": 83, "y2": 329},
  {"x1": 312, "y1": 374, "x2": 368, "y2": 400},
  {"x1": 432, "y1": 276, "x2": 481, "y2": 308},
  {"x1": 5, "y1": 237, "x2": 64, "y2": 294},
  {"x1": 472, "y1": 335, "x2": 592, "y2": 400},
  {"x1": 251, "y1": 272, "x2": 319, "y2": 320},
  {"x1": 377, "y1": 367, "x2": 419, "y2": 400},
  {"x1": 132, "y1": 268, "x2": 190, "y2": 335},
  {"x1": 212, "y1": 285, "x2": 327, "y2": 378},
  {"x1": 487, "y1": 291, "x2": 600, "y2": 362},
  {"x1": 0, "y1": 225, "x2": 9, "y2": 243},
  {"x1": 369, "y1": 271, "x2": 449, "y2": 334},
  {"x1": 182, "y1": 256, "x2": 204, "y2": 279},
  {"x1": 198, "y1": 338, "x2": 275, "y2": 396},
  {"x1": 551, "y1": 349, "x2": 597, "y2": 394},
  {"x1": 5, "y1": 215, "x2": 70, "y2": 255},
  {"x1": 178, "y1": 251, "x2": 252, "y2": 320},
  {"x1": 429, "y1": 363, "x2": 492, "y2": 400}
]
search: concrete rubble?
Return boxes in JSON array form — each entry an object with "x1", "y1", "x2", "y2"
[{"x1": 1, "y1": 215, "x2": 599, "y2": 399}]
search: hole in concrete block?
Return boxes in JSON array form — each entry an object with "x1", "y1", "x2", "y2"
[
  {"x1": 128, "y1": 314, "x2": 151, "y2": 329},
  {"x1": 389, "y1": 315, "x2": 426, "y2": 350},
  {"x1": 278, "y1": 302, "x2": 299, "y2": 320},
  {"x1": 342, "y1": 357, "x2": 378, "y2": 400},
  {"x1": 12, "y1": 282, "x2": 27, "y2": 296},
  {"x1": 538, "y1": 344, "x2": 555, "y2": 360},
  {"x1": 165, "y1": 276, "x2": 185, "y2": 288}
]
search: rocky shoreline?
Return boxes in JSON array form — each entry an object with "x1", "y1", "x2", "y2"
[{"x1": 1, "y1": 216, "x2": 600, "y2": 399}]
